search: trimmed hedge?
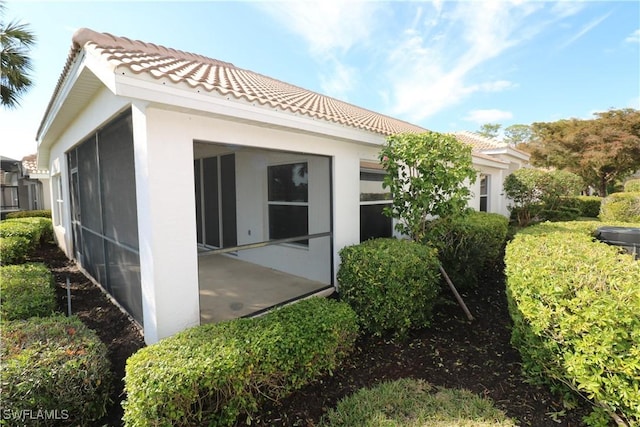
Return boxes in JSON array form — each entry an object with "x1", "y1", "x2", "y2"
[
  {"x1": 123, "y1": 297, "x2": 358, "y2": 427},
  {"x1": 337, "y1": 238, "x2": 440, "y2": 338},
  {"x1": 5, "y1": 209, "x2": 52, "y2": 219},
  {"x1": 1, "y1": 315, "x2": 112, "y2": 425},
  {"x1": 0, "y1": 263, "x2": 56, "y2": 320},
  {"x1": 505, "y1": 221, "x2": 640, "y2": 426},
  {"x1": 4, "y1": 216, "x2": 54, "y2": 244},
  {"x1": 624, "y1": 179, "x2": 640, "y2": 193},
  {"x1": 422, "y1": 212, "x2": 509, "y2": 289},
  {"x1": 575, "y1": 196, "x2": 603, "y2": 218},
  {"x1": 0, "y1": 235, "x2": 31, "y2": 264},
  {"x1": 599, "y1": 192, "x2": 640, "y2": 223}
]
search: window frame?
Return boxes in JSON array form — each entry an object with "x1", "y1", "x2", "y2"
[
  {"x1": 53, "y1": 174, "x2": 64, "y2": 226},
  {"x1": 267, "y1": 162, "x2": 309, "y2": 247},
  {"x1": 359, "y1": 165, "x2": 393, "y2": 242},
  {"x1": 479, "y1": 174, "x2": 489, "y2": 212}
]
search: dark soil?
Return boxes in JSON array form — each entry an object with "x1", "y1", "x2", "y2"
[{"x1": 29, "y1": 242, "x2": 595, "y2": 427}]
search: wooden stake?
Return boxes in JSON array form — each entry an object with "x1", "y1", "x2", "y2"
[{"x1": 438, "y1": 264, "x2": 474, "y2": 321}]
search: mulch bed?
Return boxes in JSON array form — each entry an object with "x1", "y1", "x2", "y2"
[{"x1": 28, "y1": 242, "x2": 596, "y2": 426}]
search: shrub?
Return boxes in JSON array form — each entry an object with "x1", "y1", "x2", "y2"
[
  {"x1": 575, "y1": 196, "x2": 602, "y2": 218},
  {"x1": 505, "y1": 221, "x2": 640, "y2": 426},
  {"x1": 123, "y1": 297, "x2": 358, "y2": 427},
  {"x1": 319, "y1": 378, "x2": 516, "y2": 427},
  {"x1": 0, "y1": 263, "x2": 56, "y2": 320},
  {"x1": 0, "y1": 235, "x2": 30, "y2": 265},
  {"x1": 337, "y1": 238, "x2": 440, "y2": 338},
  {"x1": 422, "y1": 211, "x2": 508, "y2": 289},
  {"x1": 504, "y1": 169, "x2": 583, "y2": 226},
  {"x1": 5, "y1": 209, "x2": 52, "y2": 219},
  {"x1": 1, "y1": 315, "x2": 112, "y2": 425},
  {"x1": 599, "y1": 192, "x2": 640, "y2": 223},
  {"x1": 624, "y1": 179, "x2": 640, "y2": 193},
  {"x1": 4, "y1": 216, "x2": 54, "y2": 244}
]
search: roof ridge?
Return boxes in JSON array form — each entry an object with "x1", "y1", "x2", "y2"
[{"x1": 72, "y1": 28, "x2": 235, "y2": 68}]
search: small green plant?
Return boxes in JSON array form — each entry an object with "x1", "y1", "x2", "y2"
[
  {"x1": 624, "y1": 179, "x2": 640, "y2": 192},
  {"x1": 337, "y1": 238, "x2": 440, "y2": 338},
  {"x1": 599, "y1": 192, "x2": 640, "y2": 223},
  {"x1": 1, "y1": 315, "x2": 112, "y2": 425},
  {"x1": 505, "y1": 221, "x2": 640, "y2": 426},
  {"x1": 319, "y1": 378, "x2": 516, "y2": 426},
  {"x1": 0, "y1": 217, "x2": 53, "y2": 251},
  {"x1": 379, "y1": 131, "x2": 477, "y2": 241},
  {"x1": 422, "y1": 211, "x2": 508, "y2": 289},
  {"x1": 0, "y1": 263, "x2": 56, "y2": 319},
  {"x1": 123, "y1": 297, "x2": 358, "y2": 427}
]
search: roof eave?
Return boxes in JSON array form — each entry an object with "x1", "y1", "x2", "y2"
[{"x1": 115, "y1": 73, "x2": 389, "y2": 146}]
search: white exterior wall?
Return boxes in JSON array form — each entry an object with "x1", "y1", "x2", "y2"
[
  {"x1": 468, "y1": 164, "x2": 508, "y2": 216},
  {"x1": 132, "y1": 105, "x2": 201, "y2": 343},
  {"x1": 158, "y1": 108, "x2": 376, "y2": 283},
  {"x1": 234, "y1": 151, "x2": 332, "y2": 283}
]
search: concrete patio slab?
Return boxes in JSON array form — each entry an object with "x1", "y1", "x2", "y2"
[{"x1": 198, "y1": 254, "x2": 333, "y2": 323}]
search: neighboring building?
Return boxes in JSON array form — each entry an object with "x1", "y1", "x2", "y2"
[
  {"x1": 1, "y1": 154, "x2": 50, "y2": 219},
  {"x1": 37, "y1": 28, "x2": 529, "y2": 344},
  {"x1": 452, "y1": 131, "x2": 530, "y2": 216}
]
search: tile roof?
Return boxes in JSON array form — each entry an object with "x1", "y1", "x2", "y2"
[
  {"x1": 46, "y1": 28, "x2": 428, "y2": 137},
  {"x1": 450, "y1": 131, "x2": 508, "y2": 151},
  {"x1": 21, "y1": 154, "x2": 49, "y2": 175}
]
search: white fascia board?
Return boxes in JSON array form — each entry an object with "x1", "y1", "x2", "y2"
[
  {"x1": 472, "y1": 154, "x2": 509, "y2": 169},
  {"x1": 481, "y1": 147, "x2": 530, "y2": 162},
  {"x1": 37, "y1": 51, "x2": 118, "y2": 152},
  {"x1": 113, "y1": 73, "x2": 387, "y2": 147},
  {"x1": 37, "y1": 52, "x2": 86, "y2": 147}
]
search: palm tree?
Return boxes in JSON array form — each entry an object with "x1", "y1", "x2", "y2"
[{"x1": 0, "y1": 2, "x2": 36, "y2": 109}]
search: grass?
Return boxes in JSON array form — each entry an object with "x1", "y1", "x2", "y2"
[{"x1": 318, "y1": 378, "x2": 517, "y2": 427}]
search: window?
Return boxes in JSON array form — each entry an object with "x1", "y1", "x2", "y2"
[
  {"x1": 268, "y1": 162, "x2": 308, "y2": 245},
  {"x1": 479, "y1": 174, "x2": 489, "y2": 212},
  {"x1": 360, "y1": 165, "x2": 393, "y2": 242},
  {"x1": 53, "y1": 175, "x2": 63, "y2": 225}
]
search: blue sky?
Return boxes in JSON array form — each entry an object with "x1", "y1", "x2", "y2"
[{"x1": 1, "y1": 0, "x2": 639, "y2": 160}]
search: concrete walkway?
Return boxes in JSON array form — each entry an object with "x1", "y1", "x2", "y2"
[{"x1": 198, "y1": 254, "x2": 332, "y2": 323}]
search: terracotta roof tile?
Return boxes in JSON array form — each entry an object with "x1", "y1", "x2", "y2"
[
  {"x1": 450, "y1": 131, "x2": 508, "y2": 151},
  {"x1": 58, "y1": 28, "x2": 428, "y2": 136}
]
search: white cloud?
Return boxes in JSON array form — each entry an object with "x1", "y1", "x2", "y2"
[
  {"x1": 320, "y1": 61, "x2": 356, "y2": 100},
  {"x1": 258, "y1": 1, "x2": 380, "y2": 58},
  {"x1": 464, "y1": 109, "x2": 513, "y2": 124},
  {"x1": 559, "y1": 12, "x2": 612, "y2": 49},
  {"x1": 386, "y1": 1, "x2": 534, "y2": 121},
  {"x1": 625, "y1": 29, "x2": 640, "y2": 43}
]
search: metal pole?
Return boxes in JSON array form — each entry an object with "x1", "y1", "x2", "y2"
[{"x1": 66, "y1": 276, "x2": 72, "y2": 316}]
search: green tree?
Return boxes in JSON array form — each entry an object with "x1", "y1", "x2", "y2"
[
  {"x1": 504, "y1": 124, "x2": 532, "y2": 146},
  {"x1": 0, "y1": 2, "x2": 36, "y2": 109},
  {"x1": 477, "y1": 123, "x2": 501, "y2": 139},
  {"x1": 379, "y1": 132, "x2": 477, "y2": 241},
  {"x1": 527, "y1": 108, "x2": 640, "y2": 195}
]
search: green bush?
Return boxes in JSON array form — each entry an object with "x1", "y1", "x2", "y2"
[
  {"x1": 4, "y1": 216, "x2": 54, "y2": 244},
  {"x1": 0, "y1": 263, "x2": 56, "y2": 320},
  {"x1": 624, "y1": 179, "x2": 640, "y2": 193},
  {"x1": 0, "y1": 235, "x2": 31, "y2": 264},
  {"x1": 319, "y1": 378, "x2": 516, "y2": 426},
  {"x1": 1, "y1": 315, "x2": 112, "y2": 425},
  {"x1": 575, "y1": 196, "x2": 603, "y2": 218},
  {"x1": 422, "y1": 212, "x2": 508, "y2": 289},
  {"x1": 599, "y1": 192, "x2": 640, "y2": 223},
  {"x1": 505, "y1": 221, "x2": 640, "y2": 426},
  {"x1": 337, "y1": 238, "x2": 440, "y2": 338},
  {"x1": 123, "y1": 297, "x2": 358, "y2": 427},
  {"x1": 5, "y1": 209, "x2": 52, "y2": 219}
]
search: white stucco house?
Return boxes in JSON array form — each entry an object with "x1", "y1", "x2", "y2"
[{"x1": 37, "y1": 28, "x2": 528, "y2": 344}]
